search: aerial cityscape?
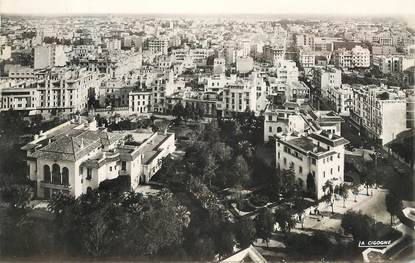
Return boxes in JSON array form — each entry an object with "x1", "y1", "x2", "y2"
[{"x1": 0, "y1": 0, "x2": 414, "y2": 262}]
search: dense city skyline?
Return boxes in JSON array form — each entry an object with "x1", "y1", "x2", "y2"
[{"x1": 1, "y1": 0, "x2": 415, "y2": 15}]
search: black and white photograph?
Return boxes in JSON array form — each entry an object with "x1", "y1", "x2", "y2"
[{"x1": 0, "y1": 0, "x2": 414, "y2": 262}]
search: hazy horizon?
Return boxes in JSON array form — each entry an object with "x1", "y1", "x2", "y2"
[{"x1": 1, "y1": 0, "x2": 414, "y2": 16}]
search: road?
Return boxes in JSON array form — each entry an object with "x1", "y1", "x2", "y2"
[{"x1": 301, "y1": 187, "x2": 390, "y2": 233}]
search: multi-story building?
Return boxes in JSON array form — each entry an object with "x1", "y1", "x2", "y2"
[
  {"x1": 350, "y1": 85, "x2": 407, "y2": 145},
  {"x1": 276, "y1": 131, "x2": 349, "y2": 199},
  {"x1": 129, "y1": 87, "x2": 152, "y2": 116},
  {"x1": 351, "y1": 45, "x2": 371, "y2": 68},
  {"x1": 295, "y1": 34, "x2": 314, "y2": 50},
  {"x1": 334, "y1": 48, "x2": 353, "y2": 69},
  {"x1": 263, "y1": 103, "x2": 303, "y2": 142},
  {"x1": 327, "y1": 84, "x2": 353, "y2": 116},
  {"x1": 21, "y1": 117, "x2": 176, "y2": 198},
  {"x1": 213, "y1": 58, "x2": 226, "y2": 75},
  {"x1": 286, "y1": 81, "x2": 310, "y2": 103},
  {"x1": 405, "y1": 91, "x2": 415, "y2": 129},
  {"x1": 313, "y1": 67, "x2": 342, "y2": 98},
  {"x1": 263, "y1": 44, "x2": 286, "y2": 66},
  {"x1": 299, "y1": 50, "x2": 316, "y2": 69},
  {"x1": 221, "y1": 80, "x2": 257, "y2": 116},
  {"x1": 34, "y1": 44, "x2": 67, "y2": 70},
  {"x1": 0, "y1": 45, "x2": 11, "y2": 60},
  {"x1": 202, "y1": 74, "x2": 237, "y2": 93},
  {"x1": 372, "y1": 55, "x2": 415, "y2": 74},
  {"x1": 0, "y1": 68, "x2": 100, "y2": 114},
  {"x1": 276, "y1": 60, "x2": 299, "y2": 84},
  {"x1": 148, "y1": 38, "x2": 169, "y2": 55}
]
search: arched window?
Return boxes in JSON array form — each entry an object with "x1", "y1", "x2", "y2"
[
  {"x1": 44, "y1": 165, "x2": 51, "y2": 182},
  {"x1": 52, "y1": 163, "x2": 61, "y2": 184},
  {"x1": 277, "y1": 127, "x2": 283, "y2": 133},
  {"x1": 62, "y1": 167, "x2": 69, "y2": 185}
]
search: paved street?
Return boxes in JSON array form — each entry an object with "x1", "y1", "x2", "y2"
[{"x1": 299, "y1": 187, "x2": 390, "y2": 233}]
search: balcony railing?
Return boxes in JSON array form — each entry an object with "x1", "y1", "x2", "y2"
[{"x1": 40, "y1": 181, "x2": 71, "y2": 190}]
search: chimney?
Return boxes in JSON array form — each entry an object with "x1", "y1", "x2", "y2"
[{"x1": 313, "y1": 146, "x2": 318, "y2": 153}]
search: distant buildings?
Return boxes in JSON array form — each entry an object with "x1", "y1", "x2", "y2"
[{"x1": 148, "y1": 38, "x2": 169, "y2": 55}]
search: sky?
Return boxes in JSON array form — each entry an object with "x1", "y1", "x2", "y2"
[{"x1": 0, "y1": 0, "x2": 414, "y2": 16}]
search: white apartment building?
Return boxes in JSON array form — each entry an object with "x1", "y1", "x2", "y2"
[
  {"x1": 334, "y1": 48, "x2": 353, "y2": 69},
  {"x1": 0, "y1": 45, "x2": 11, "y2": 60},
  {"x1": 148, "y1": 38, "x2": 169, "y2": 55},
  {"x1": 327, "y1": 84, "x2": 353, "y2": 116},
  {"x1": 351, "y1": 45, "x2": 371, "y2": 68},
  {"x1": 350, "y1": 85, "x2": 407, "y2": 145},
  {"x1": 295, "y1": 34, "x2": 314, "y2": 50},
  {"x1": 276, "y1": 131, "x2": 349, "y2": 199},
  {"x1": 299, "y1": 51, "x2": 316, "y2": 69},
  {"x1": 202, "y1": 74, "x2": 237, "y2": 93},
  {"x1": 34, "y1": 44, "x2": 67, "y2": 70},
  {"x1": 313, "y1": 67, "x2": 342, "y2": 98},
  {"x1": 213, "y1": 58, "x2": 226, "y2": 75},
  {"x1": 0, "y1": 69, "x2": 101, "y2": 114},
  {"x1": 276, "y1": 60, "x2": 299, "y2": 84},
  {"x1": 264, "y1": 104, "x2": 303, "y2": 142},
  {"x1": 373, "y1": 55, "x2": 415, "y2": 74},
  {"x1": 222, "y1": 80, "x2": 257, "y2": 116},
  {"x1": 22, "y1": 117, "x2": 176, "y2": 199},
  {"x1": 129, "y1": 89, "x2": 152, "y2": 116}
]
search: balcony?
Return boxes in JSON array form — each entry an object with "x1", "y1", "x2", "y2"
[{"x1": 40, "y1": 181, "x2": 71, "y2": 190}]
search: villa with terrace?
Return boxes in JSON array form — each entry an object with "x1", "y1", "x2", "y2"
[{"x1": 22, "y1": 117, "x2": 175, "y2": 198}]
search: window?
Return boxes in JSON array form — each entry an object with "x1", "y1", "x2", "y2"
[
  {"x1": 323, "y1": 171, "x2": 326, "y2": 178},
  {"x1": 283, "y1": 158, "x2": 286, "y2": 165},
  {"x1": 62, "y1": 167, "x2": 69, "y2": 185},
  {"x1": 338, "y1": 153, "x2": 341, "y2": 158},
  {"x1": 299, "y1": 166, "x2": 303, "y2": 173},
  {"x1": 52, "y1": 163, "x2": 61, "y2": 184},
  {"x1": 86, "y1": 168, "x2": 92, "y2": 180},
  {"x1": 44, "y1": 165, "x2": 51, "y2": 182},
  {"x1": 278, "y1": 152, "x2": 280, "y2": 159},
  {"x1": 312, "y1": 159, "x2": 316, "y2": 165},
  {"x1": 330, "y1": 168, "x2": 333, "y2": 175},
  {"x1": 269, "y1": 126, "x2": 272, "y2": 132},
  {"x1": 110, "y1": 166, "x2": 112, "y2": 172},
  {"x1": 330, "y1": 156, "x2": 333, "y2": 161},
  {"x1": 338, "y1": 165, "x2": 340, "y2": 172}
]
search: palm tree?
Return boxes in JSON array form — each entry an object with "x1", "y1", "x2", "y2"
[
  {"x1": 385, "y1": 193, "x2": 402, "y2": 226},
  {"x1": 336, "y1": 183, "x2": 349, "y2": 208},
  {"x1": 322, "y1": 180, "x2": 334, "y2": 213}
]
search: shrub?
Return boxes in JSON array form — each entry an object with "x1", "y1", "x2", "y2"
[{"x1": 250, "y1": 194, "x2": 269, "y2": 207}]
